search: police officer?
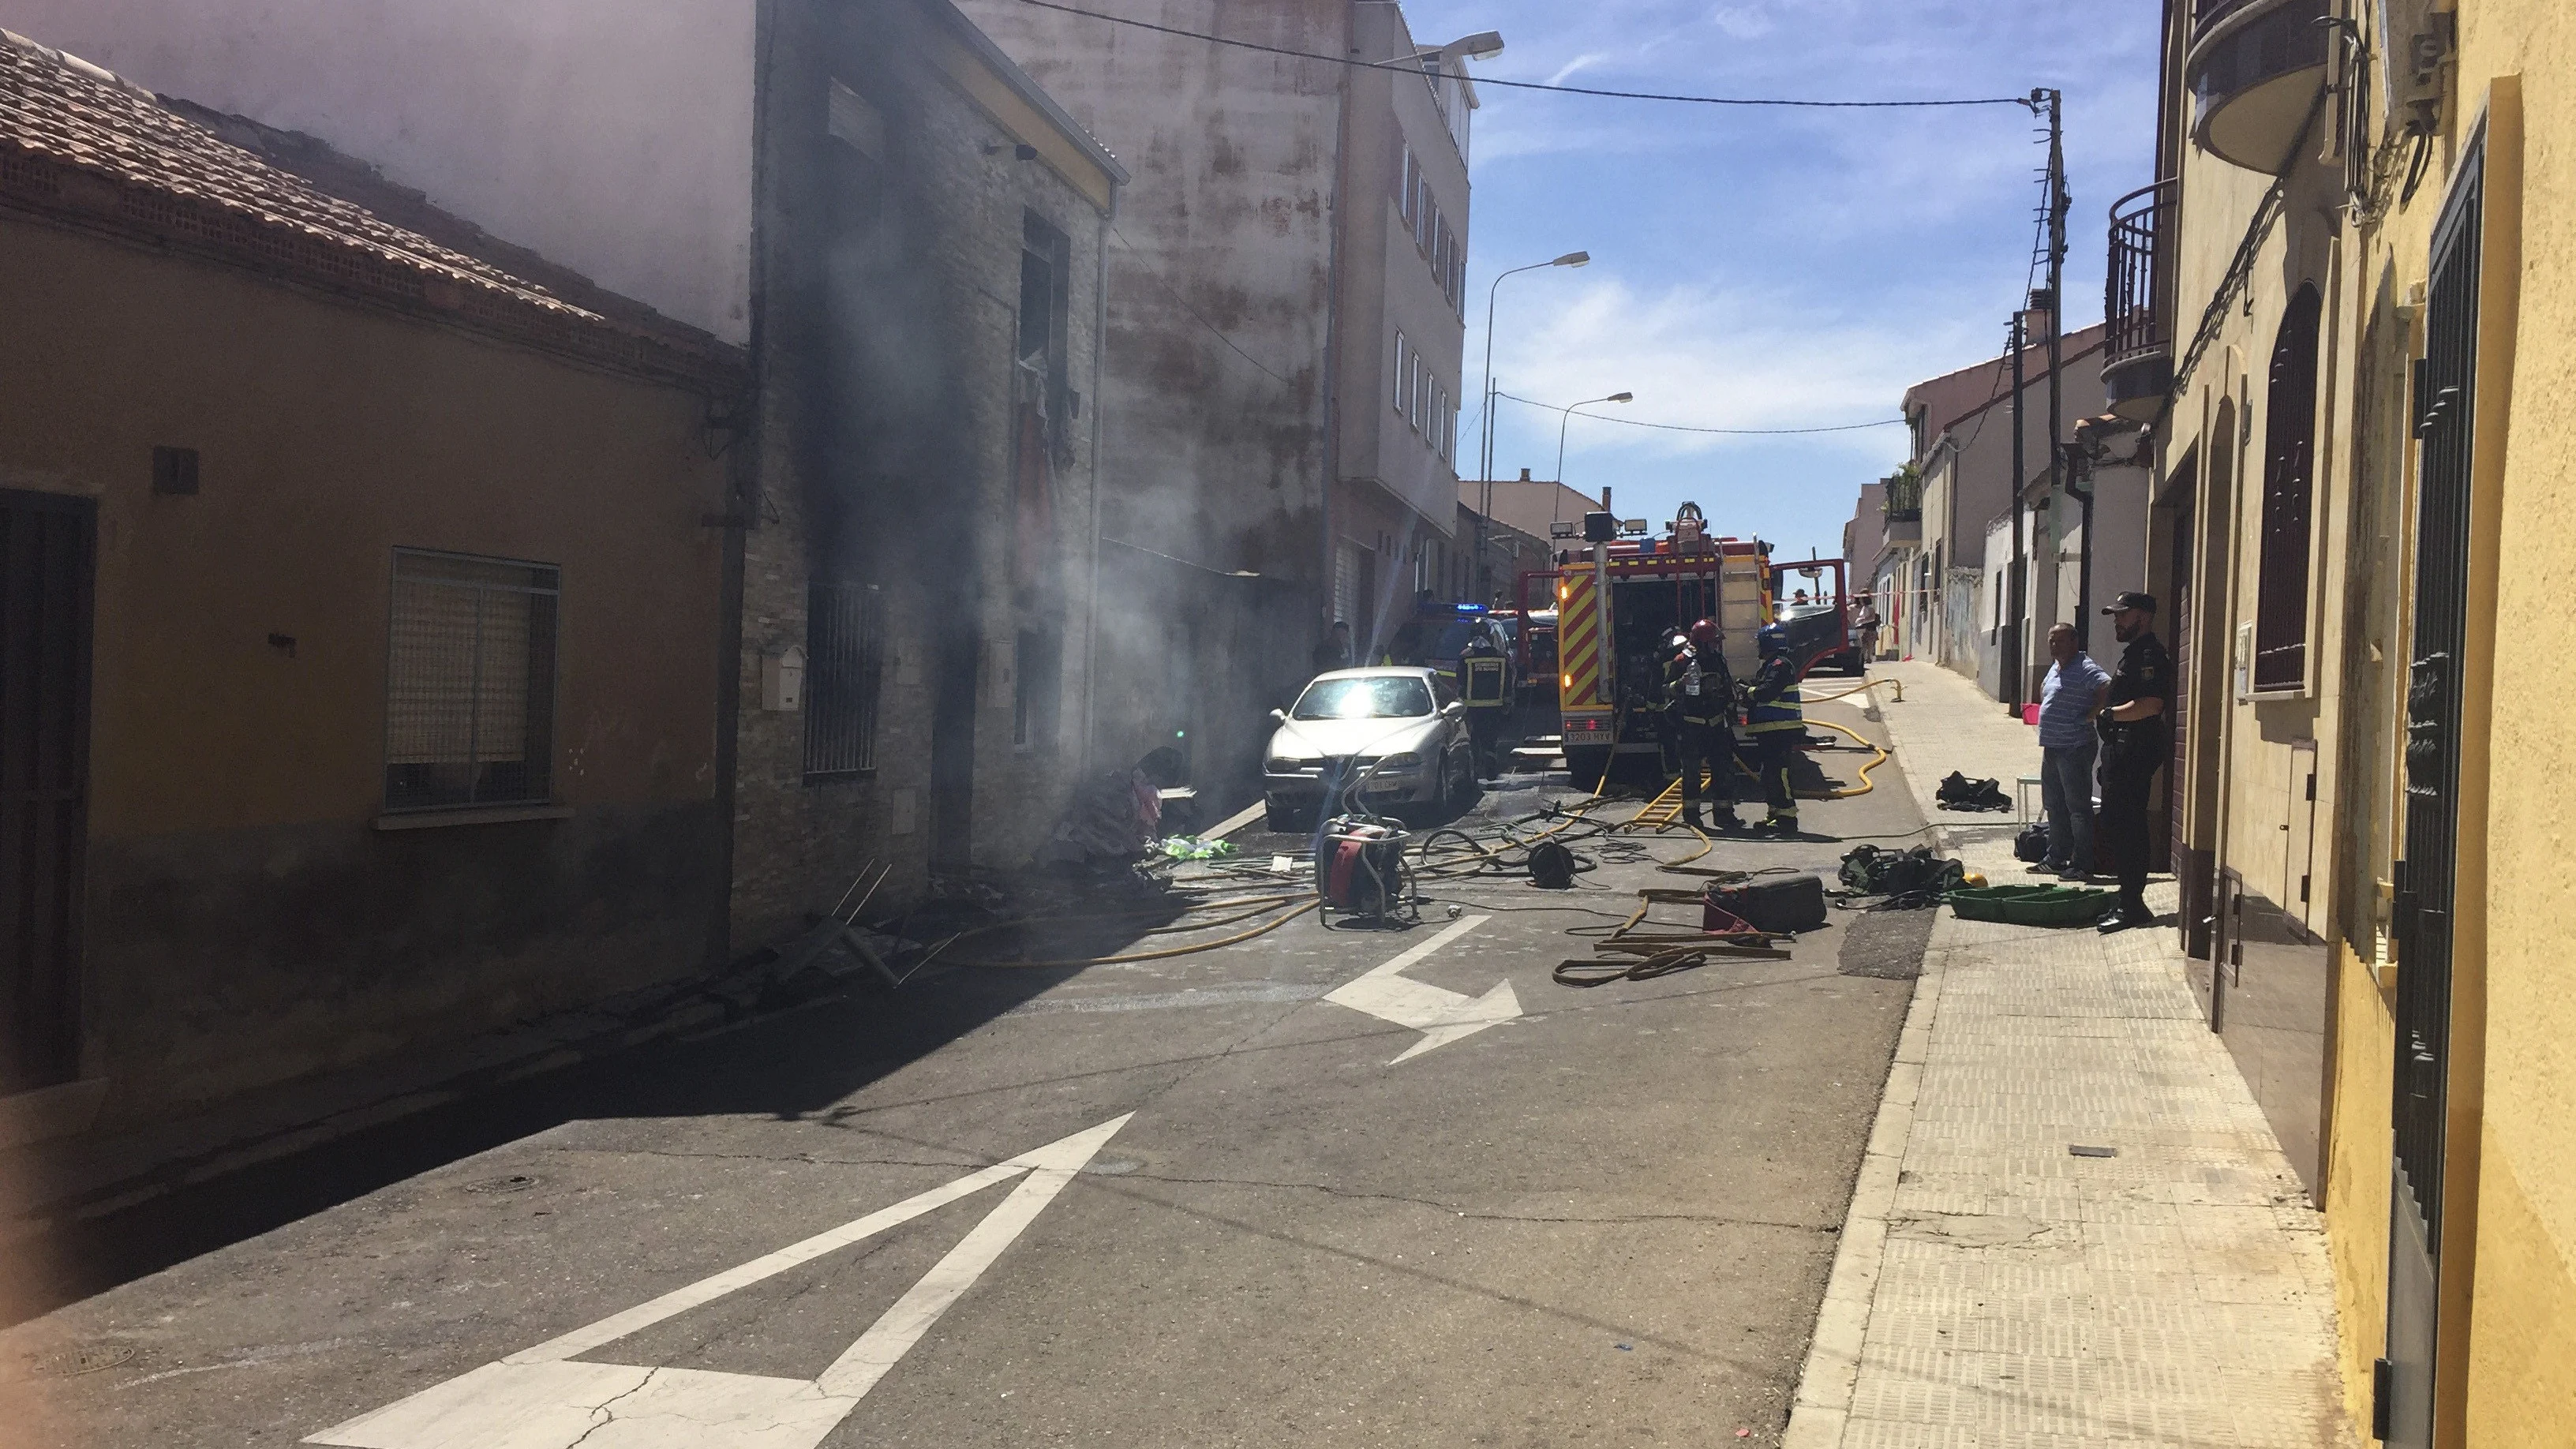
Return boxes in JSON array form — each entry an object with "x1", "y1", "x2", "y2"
[
  {"x1": 1743, "y1": 623, "x2": 1805, "y2": 833},
  {"x1": 1458, "y1": 620, "x2": 1509, "y2": 777},
  {"x1": 1664, "y1": 618, "x2": 1741, "y2": 832},
  {"x1": 2095, "y1": 591, "x2": 2170, "y2": 933}
]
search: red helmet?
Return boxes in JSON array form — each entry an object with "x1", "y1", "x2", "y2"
[{"x1": 1687, "y1": 618, "x2": 1720, "y2": 649}]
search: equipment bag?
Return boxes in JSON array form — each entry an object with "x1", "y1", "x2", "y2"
[
  {"x1": 1708, "y1": 874, "x2": 1828, "y2": 934},
  {"x1": 1837, "y1": 844, "x2": 1968, "y2": 899},
  {"x1": 1935, "y1": 770, "x2": 2013, "y2": 812},
  {"x1": 2013, "y1": 819, "x2": 2052, "y2": 863}
]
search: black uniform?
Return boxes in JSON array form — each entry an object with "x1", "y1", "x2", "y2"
[
  {"x1": 1664, "y1": 643, "x2": 1739, "y2": 826},
  {"x1": 2096, "y1": 631, "x2": 2171, "y2": 914}
]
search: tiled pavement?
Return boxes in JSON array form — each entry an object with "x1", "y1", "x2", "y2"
[{"x1": 1786, "y1": 661, "x2": 2358, "y2": 1448}]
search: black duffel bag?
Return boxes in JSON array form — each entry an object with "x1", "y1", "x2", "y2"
[{"x1": 1709, "y1": 874, "x2": 1829, "y2": 934}]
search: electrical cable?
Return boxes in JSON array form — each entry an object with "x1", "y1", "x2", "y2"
[
  {"x1": 1009, "y1": 0, "x2": 2035, "y2": 110},
  {"x1": 1494, "y1": 392, "x2": 1904, "y2": 436}
]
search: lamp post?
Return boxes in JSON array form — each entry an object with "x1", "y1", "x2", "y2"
[
  {"x1": 1475, "y1": 250, "x2": 1589, "y2": 599},
  {"x1": 1554, "y1": 392, "x2": 1634, "y2": 485}
]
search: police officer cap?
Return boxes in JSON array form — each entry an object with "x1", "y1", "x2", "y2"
[{"x1": 2101, "y1": 590, "x2": 2158, "y2": 615}]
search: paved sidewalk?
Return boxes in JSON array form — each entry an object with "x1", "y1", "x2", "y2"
[{"x1": 1788, "y1": 662, "x2": 2357, "y2": 1447}]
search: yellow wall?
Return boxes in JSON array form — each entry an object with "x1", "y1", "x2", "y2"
[
  {"x1": 2323, "y1": 942, "x2": 2397, "y2": 1433},
  {"x1": 2461, "y1": 2, "x2": 2576, "y2": 1436}
]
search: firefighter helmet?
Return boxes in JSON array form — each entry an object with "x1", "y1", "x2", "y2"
[
  {"x1": 1758, "y1": 623, "x2": 1789, "y2": 657},
  {"x1": 1687, "y1": 618, "x2": 1720, "y2": 650}
]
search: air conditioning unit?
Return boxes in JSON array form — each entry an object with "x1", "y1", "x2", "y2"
[{"x1": 2379, "y1": 0, "x2": 2453, "y2": 127}]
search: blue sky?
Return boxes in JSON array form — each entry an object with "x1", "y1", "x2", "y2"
[{"x1": 1408, "y1": 0, "x2": 2162, "y2": 564}]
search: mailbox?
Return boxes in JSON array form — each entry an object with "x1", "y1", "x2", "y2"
[{"x1": 762, "y1": 644, "x2": 807, "y2": 712}]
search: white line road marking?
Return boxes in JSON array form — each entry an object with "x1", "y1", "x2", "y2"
[
  {"x1": 305, "y1": 1115, "x2": 1133, "y2": 1449},
  {"x1": 1322, "y1": 915, "x2": 1519, "y2": 1063}
]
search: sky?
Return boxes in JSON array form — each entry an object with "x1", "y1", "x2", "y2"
[{"x1": 1405, "y1": 0, "x2": 2162, "y2": 565}]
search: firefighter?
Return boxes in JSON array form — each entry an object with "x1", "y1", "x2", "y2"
[
  {"x1": 1743, "y1": 623, "x2": 1804, "y2": 833},
  {"x1": 1458, "y1": 620, "x2": 1509, "y2": 777},
  {"x1": 1664, "y1": 618, "x2": 1741, "y2": 832}
]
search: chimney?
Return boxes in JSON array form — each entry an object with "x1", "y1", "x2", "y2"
[
  {"x1": 1600, "y1": 487, "x2": 1612, "y2": 511},
  {"x1": 1518, "y1": 468, "x2": 1531, "y2": 481}
]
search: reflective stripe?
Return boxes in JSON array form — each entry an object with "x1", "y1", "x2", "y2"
[
  {"x1": 1746, "y1": 686, "x2": 1803, "y2": 731},
  {"x1": 1463, "y1": 656, "x2": 1507, "y2": 706}
]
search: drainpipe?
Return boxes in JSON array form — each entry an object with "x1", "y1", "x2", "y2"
[
  {"x1": 1317, "y1": 4, "x2": 1355, "y2": 642},
  {"x1": 1080, "y1": 187, "x2": 1113, "y2": 773}
]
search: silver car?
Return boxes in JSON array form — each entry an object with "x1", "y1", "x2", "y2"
[{"x1": 1264, "y1": 667, "x2": 1473, "y2": 830}]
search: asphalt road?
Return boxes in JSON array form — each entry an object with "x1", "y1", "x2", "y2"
[{"x1": 1, "y1": 694, "x2": 1933, "y2": 1448}]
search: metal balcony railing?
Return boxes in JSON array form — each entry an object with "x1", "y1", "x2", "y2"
[
  {"x1": 2106, "y1": 180, "x2": 2177, "y2": 369},
  {"x1": 1881, "y1": 470, "x2": 1923, "y2": 523},
  {"x1": 2189, "y1": 0, "x2": 2263, "y2": 36}
]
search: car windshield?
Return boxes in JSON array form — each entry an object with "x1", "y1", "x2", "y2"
[{"x1": 1294, "y1": 676, "x2": 1434, "y2": 721}]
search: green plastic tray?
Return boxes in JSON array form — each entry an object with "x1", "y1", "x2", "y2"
[{"x1": 1946, "y1": 884, "x2": 2113, "y2": 927}]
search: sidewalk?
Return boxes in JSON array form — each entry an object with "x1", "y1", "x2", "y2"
[{"x1": 1788, "y1": 662, "x2": 2356, "y2": 1447}]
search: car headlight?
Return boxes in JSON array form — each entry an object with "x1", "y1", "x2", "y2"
[{"x1": 1376, "y1": 752, "x2": 1422, "y2": 771}]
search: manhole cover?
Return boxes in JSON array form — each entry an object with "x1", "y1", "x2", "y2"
[
  {"x1": 463, "y1": 1173, "x2": 541, "y2": 1195},
  {"x1": 22, "y1": 1342, "x2": 137, "y2": 1379}
]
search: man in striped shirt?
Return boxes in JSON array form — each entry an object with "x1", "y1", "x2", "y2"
[{"x1": 2035, "y1": 622, "x2": 2110, "y2": 878}]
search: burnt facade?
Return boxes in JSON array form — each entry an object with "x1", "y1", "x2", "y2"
[{"x1": 728, "y1": 0, "x2": 1119, "y2": 947}]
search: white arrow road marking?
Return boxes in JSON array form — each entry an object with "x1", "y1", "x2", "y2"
[
  {"x1": 305, "y1": 1114, "x2": 1133, "y2": 1449},
  {"x1": 1323, "y1": 915, "x2": 1518, "y2": 1063}
]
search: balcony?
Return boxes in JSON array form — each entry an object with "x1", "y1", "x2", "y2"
[
  {"x1": 1881, "y1": 468, "x2": 1923, "y2": 545},
  {"x1": 2102, "y1": 180, "x2": 2176, "y2": 422},
  {"x1": 2186, "y1": 0, "x2": 2331, "y2": 173}
]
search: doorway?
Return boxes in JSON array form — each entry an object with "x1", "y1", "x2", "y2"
[
  {"x1": 2, "y1": 488, "x2": 95, "y2": 1095},
  {"x1": 2382, "y1": 125, "x2": 2484, "y2": 1449},
  {"x1": 929, "y1": 623, "x2": 979, "y2": 874}
]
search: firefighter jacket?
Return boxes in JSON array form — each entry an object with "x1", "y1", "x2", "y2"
[
  {"x1": 1665, "y1": 644, "x2": 1735, "y2": 727},
  {"x1": 1744, "y1": 654, "x2": 1804, "y2": 733},
  {"x1": 1460, "y1": 638, "x2": 1508, "y2": 709}
]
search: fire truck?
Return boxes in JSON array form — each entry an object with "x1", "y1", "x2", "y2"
[{"x1": 1517, "y1": 502, "x2": 1852, "y2": 787}]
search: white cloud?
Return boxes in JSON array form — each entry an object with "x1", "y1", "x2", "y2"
[
  {"x1": 1481, "y1": 275, "x2": 1990, "y2": 464},
  {"x1": 1544, "y1": 51, "x2": 1612, "y2": 86}
]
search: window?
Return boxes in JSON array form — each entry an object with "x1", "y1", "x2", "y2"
[
  {"x1": 1013, "y1": 627, "x2": 1061, "y2": 749},
  {"x1": 1398, "y1": 144, "x2": 1417, "y2": 225},
  {"x1": 804, "y1": 581, "x2": 883, "y2": 777},
  {"x1": 1392, "y1": 331, "x2": 1410, "y2": 416},
  {"x1": 384, "y1": 549, "x2": 558, "y2": 811},
  {"x1": 1294, "y1": 676, "x2": 1432, "y2": 721},
  {"x1": 1409, "y1": 352, "x2": 1425, "y2": 432},
  {"x1": 2253, "y1": 283, "x2": 2322, "y2": 691}
]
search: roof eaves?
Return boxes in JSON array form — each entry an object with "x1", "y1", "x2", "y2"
[{"x1": 920, "y1": 0, "x2": 1128, "y2": 185}]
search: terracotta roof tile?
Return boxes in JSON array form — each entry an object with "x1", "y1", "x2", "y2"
[{"x1": 0, "y1": 28, "x2": 742, "y2": 388}]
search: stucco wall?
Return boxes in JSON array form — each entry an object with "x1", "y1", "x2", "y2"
[
  {"x1": 2, "y1": 0, "x2": 758, "y2": 343},
  {"x1": 0, "y1": 218, "x2": 731, "y2": 1121},
  {"x1": 2459, "y1": 9, "x2": 2576, "y2": 1436}
]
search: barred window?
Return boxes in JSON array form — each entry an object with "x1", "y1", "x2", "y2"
[
  {"x1": 805, "y1": 582, "x2": 883, "y2": 779},
  {"x1": 384, "y1": 549, "x2": 558, "y2": 811},
  {"x1": 1013, "y1": 626, "x2": 1061, "y2": 750}
]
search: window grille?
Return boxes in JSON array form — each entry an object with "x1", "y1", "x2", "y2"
[
  {"x1": 1013, "y1": 627, "x2": 1061, "y2": 749},
  {"x1": 804, "y1": 582, "x2": 884, "y2": 778},
  {"x1": 384, "y1": 549, "x2": 558, "y2": 811},
  {"x1": 2253, "y1": 283, "x2": 2322, "y2": 691}
]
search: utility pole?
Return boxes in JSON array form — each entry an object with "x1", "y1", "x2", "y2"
[
  {"x1": 2038, "y1": 88, "x2": 2079, "y2": 655},
  {"x1": 2006, "y1": 310, "x2": 2027, "y2": 715}
]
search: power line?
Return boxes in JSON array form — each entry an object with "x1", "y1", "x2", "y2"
[
  {"x1": 1011, "y1": 0, "x2": 2035, "y2": 110},
  {"x1": 1108, "y1": 225, "x2": 1290, "y2": 384},
  {"x1": 1495, "y1": 391, "x2": 1903, "y2": 435}
]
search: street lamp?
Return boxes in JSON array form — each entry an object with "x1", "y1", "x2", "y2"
[
  {"x1": 1555, "y1": 392, "x2": 1634, "y2": 487},
  {"x1": 1474, "y1": 250, "x2": 1589, "y2": 598}
]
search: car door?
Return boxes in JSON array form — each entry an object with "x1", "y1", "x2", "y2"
[{"x1": 1432, "y1": 674, "x2": 1465, "y2": 769}]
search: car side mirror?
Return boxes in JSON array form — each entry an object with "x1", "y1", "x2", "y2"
[
  {"x1": 1269, "y1": 708, "x2": 1289, "y2": 724},
  {"x1": 1442, "y1": 701, "x2": 1466, "y2": 718}
]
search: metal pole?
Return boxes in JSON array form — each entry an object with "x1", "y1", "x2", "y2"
[{"x1": 2006, "y1": 312, "x2": 2027, "y2": 713}]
